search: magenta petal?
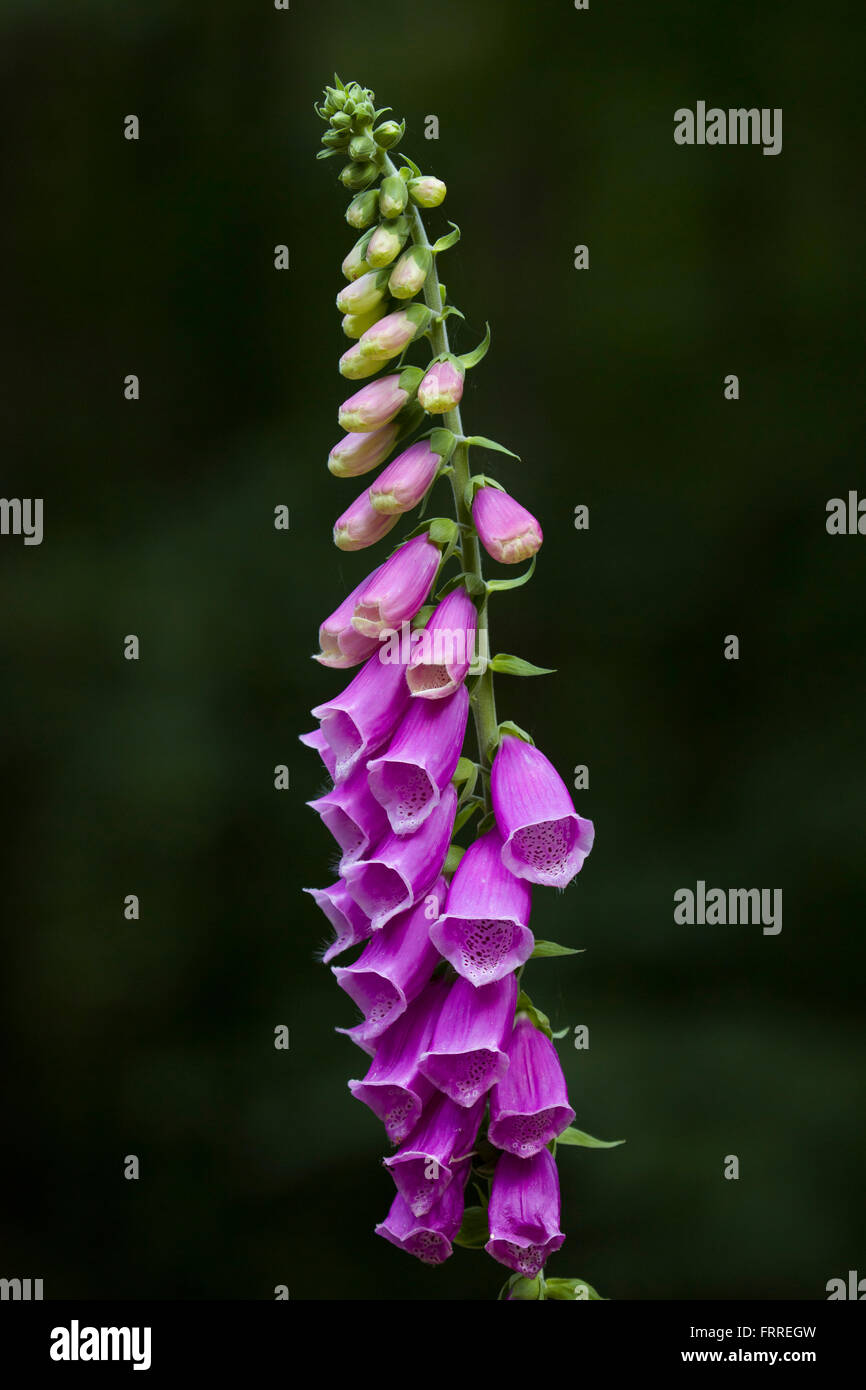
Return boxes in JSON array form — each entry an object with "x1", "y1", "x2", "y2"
[
  {"x1": 303, "y1": 882, "x2": 373, "y2": 964},
  {"x1": 342, "y1": 783, "x2": 457, "y2": 930},
  {"x1": 351, "y1": 535, "x2": 440, "y2": 638},
  {"x1": 488, "y1": 1014, "x2": 576, "y2": 1156},
  {"x1": 384, "y1": 1090, "x2": 485, "y2": 1216},
  {"x1": 430, "y1": 828, "x2": 533, "y2": 984},
  {"x1": 333, "y1": 878, "x2": 446, "y2": 1044},
  {"x1": 491, "y1": 735, "x2": 595, "y2": 888},
  {"x1": 299, "y1": 728, "x2": 336, "y2": 780},
  {"x1": 315, "y1": 564, "x2": 384, "y2": 668},
  {"x1": 367, "y1": 685, "x2": 469, "y2": 835},
  {"x1": 348, "y1": 977, "x2": 449, "y2": 1142},
  {"x1": 485, "y1": 1148, "x2": 565, "y2": 1277},
  {"x1": 406, "y1": 588, "x2": 477, "y2": 699},
  {"x1": 311, "y1": 651, "x2": 410, "y2": 784},
  {"x1": 419, "y1": 971, "x2": 517, "y2": 1108},
  {"x1": 307, "y1": 760, "x2": 390, "y2": 872},
  {"x1": 375, "y1": 1159, "x2": 470, "y2": 1265}
]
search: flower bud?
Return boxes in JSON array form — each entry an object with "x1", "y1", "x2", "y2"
[
  {"x1": 351, "y1": 535, "x2": 441, "y2": 639},
  {"x1": 338, "y1": 371, "x2": 419, "y2": 432},
  {"x1": 373, "y1": 120, "x2": 403, "y2": 149},
  {"x1": 409, "y1": 176, "x2": 446, "y2": 208},
  {"x1": 333, "y1": 488, "x2": 401, "y2": 551},
  {"x1": 368, "y1": 439, "x2": 440, "y2": 515},
  {"x1": 472, "y1": 487, "x2": 543, "y2": 565},
  {"x1": 358, "y1": 305, "x2": 432, "y2": 361},
  {"x1": 388, "y1": 245, "x2": 432, "y2": 299},
  {"x1": 366, "y1": 215, "x2": 411, "y2": 269},
  {"x1": 331, "y1": 112, "x2": 352, "y2": 130},
  {"x1": 341, "y1": 229, "x2": 374, "y2": 282},
  {"x1": 341, "y1": 302, "x2": 389, "y2": 340},
  {"x1": 338, "y1": 342, "x2": 390, "y2": 380},
  {"x1": 379, "y1": 174, "x2": 409, "y2": 218},
  {"x1": 340, "y1": 160, "x2": 379, "y2": 191},
  {"x1": 335, "y1": 267, "x2": 390, "y2": 316},
  {"x1": 327, "y1": 421, "x2": 400, "y2": 477},
  {"x1": 345, "y1": 190, "x2": 379, "y2": 229},
  {"x1": 348, "y1": 133, "x2": 377, "y2": 161},
  {"x1": 322, "y1": 128, "x2": 349, "y2": 150},
  {"x1": 418, "y1": 358, "x2": 465, "y2": 414}
]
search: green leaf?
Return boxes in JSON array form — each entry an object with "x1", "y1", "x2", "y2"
[
  {"x1": 432, "y1": 221, "x2": 461, "y2": 254},
  {"x1": 410, "y1": 605, "x2": 434, "y2": 630},
  {"x1": 464, "y1": 435, "x2": 521, "y2": 461},
  {"x1": 495, "y1": 719, "x2": 534, "y2": 747},
  {"x1": 457, "y1": 322, "x2": 491, "y2": 370},
  {"x1": 452, "y1": 757, "x2": 476, "y2": 784},
  {"x1": 557, "y1": 1127, "x2": 625, "y2": 1150},
  {"x1": 452, "y1": 802, "x2": 481, "y2": 835},
  {"x1": 398, "y1": 155, "x2": 421, "y2": 178},
  {"x1": 438, "y1": 304, "x2": 465, "y2": 323},
  {"x1": 427, "y1": 517, "x2": 459, "y2": 547},
  {"x1": 429, "y1": 428, "x2": 457, "y2": 463},
  {"x1": 551, "y1": 1026, "x2": 571, "y2": 1040},
  {"x1": 530, "y1": 940, "x2": 584, "y2": 958},
  {"x1": 316, "y1": 149, "x2": 338, "y2": 160},
  {"x1": 486, "y1": 556, "x2": 537, "y2": 593},
  {"x1": 489, "y1": 653, "x2": 556, "y2": 678},
  {"x1": 545, "y1": 1277, "x2": 605, "y2": 1301},
  {"x1": 516, "y1": 990, "x2": 553, "y2": 1040},
  {"x1": 444, "y1": 844, "x2": 466, "y2": 876},
  {"x1": 453, "y1": 1206, "x2": 489, "y2": 1249}
]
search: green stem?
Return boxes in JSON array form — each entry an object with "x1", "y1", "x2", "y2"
[{"x1": 385, "y1": 156, "x2": 499, "y2": 791}]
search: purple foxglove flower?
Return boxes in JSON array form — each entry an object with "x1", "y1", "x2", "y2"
[
  {"x1": 419, "y1": 971, "x2": 517, "y2": 1108},
  {"x1": 384, "y1": 1090, "x2": 485, "y2": 1216},
  {"x1": 418, "y1": 358, "x2": 464, "y2": 414},
  {"x1": 333, "y1": 487, "x2": 401, "y2": 551},
  {"x1": 303, "y1": 881, "x2": 373, "y2": 964},
  {"x1": 338, "y1": 373, "x2": 412, "y2": 433},
  {"x1": 338, "y1": 341, "x2": 389, "y2": 380},
  {"x1": 472, "y1": 485, "x2": 543, "y2": 564},
  {"x1": 341, "y1": 303, "x2": 388, "y2": 340},
  {"x1": 367, "y1": 685, "x2": 469, "y2": 835},
  {"x1": 388, "y1": 244, "x2": 432, "y2": 300},
  {"x1": 311, "y1": 650, "x2": 410, "y2": 783},
  {"x1": 487, "y1": 1013, "x2": 576, "y2": 1156},
  {"x1": 348, "y1": 977, "x2": 449, "y2": 1142},
  {"x1": 307, "y1": 759, "x2": 390, "y2": 871},
  {"x1": 365, "y1": 215, "x2": 410, "y2": 268},
  {"x1": 491, "y1": 734, "x2": 595, "y2": 888},
  {"x1": 406, "y1": 588, "x2": 477, "y2": 698},
  {"x1": 350, "y1": 535, "x2": 440, "y2": 639},
  {"x1": 409, "y1": 175, "x2": 447, "y2": 208},
  {"x1": 333, "y1": 878, "x2": 446, "y2": 1044},
  {"x1": 299, "y1": 727, "x2": 336, "y2": 780},
  {"x1": 429, "y1": 827, "x2": 533, "y2": 985},
  {"x1": 358, "y1": 305, "x2": 431, "y2": 361},
  {"x1": 335, "y1": 267, "x2": 390, "y2": 316},
  {"x1": 342, "y1": 783, "x2": 457, "y2": 930},
  {"x1": 327, "y1": 422, "x2": 400, "y2": 478},
  {"x1": 368, "y1": 440, "x2": 440, "y2": 516},
  {"x1": 314, "y1": 566, "x2": 384, "y2": 669},
  {"x1": 485, "y1": 1148, "x2": 565, "y2": 1277},
  {"x1": 375, "y1": 1159, "x2": 469, "y2": 1265}
]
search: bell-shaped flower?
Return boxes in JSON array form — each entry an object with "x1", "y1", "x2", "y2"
[
  {"x1": 366, "y1": 685, "x2": 469, "y2": 835},
  {"x1": 406, "y1": 589, "x2": 477, "y2": 698},
  {"x1": 342, "y1": 783, "x2": 457, "y2": 930},
  {"x1": 327, "y1": 422, "x2": 400, "y2": 478},
  {"x1": 368, "y1": 440, "x2": 440, "y2": 516},
  {"x1": 333, "y1": 487, "x2": 400, "y2": 551},
  {"x1": 299, "y1": 727, "x2": 336, "y2": 780},
  {"x1": 383, "y1": 1090, "x2": 484, "y2": 1217},
  {"x1": 350, "y1": 535, "x2": 440, "y2": 639},
  {"x1": 418, "y1": 358, "x2": 464, "y2": 414},
  {"x1": 491, "y1": 734, "x2": 595, "y2": 888},
  {"x1": 348, "y1": 977, "x2": 449, "y2": 1142},
  {"x1": 419, "y1": 971, "x2": 517, "y2": 1108},
  {"x1": 472, "y1": 486, "x2": 543, "y2": 564},
  {"x1": 303, "y1": 881, "x2": 373, "y2": 964},
  {"x1": 375, "y1": 1159, "x2": 469, "y2": 1265},
  {"x1": 488, "y1": 1014, "x2": 576, "y2": 1156},
  {"x1": 485, "y1": 1148, "x2": 565, "y2": 1278},
  {"x1": 429, "y1": 828, "x2": 533, "y2": 984},
  {"x1": 307, "y1": 759, "x2": 390, "y2": 872},
  {"x1": 314, "y1": 567, "x2": 383, "y2": 669},
  {"x1": 311, "y1": 650, "x2": 410, "y2": 784},
  {"x1": 333, "y1": 879, "x2": 446, "y2": 1044}
]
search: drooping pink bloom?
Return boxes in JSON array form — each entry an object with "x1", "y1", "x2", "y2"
[
  {"x1": 303, "y1": 881, "x2": 373, "y2": 964},
  {"x1": 485, "y1": 1148, "x2": 565, "y2": 1277},
  {"x1": 333, "y1": 488, "x2": 400, "y2": 551},
  {"x1": 335, "y1": 267, "x2": 390, "y2": 316},
  {"x1": 488, "y1": 1014, "x2": 576, "y2": 1157},
  {"x1": 314, "y1": 567, "x2": 383, "y2": 669},
  {"x1": 368, "y1": 440, "x2": 440, "y2": 515},
  {"x1": 418, "y1": 359, "x2": 464, "y2": 414},
  {"x1": 342, "y1": 783, "x2": 457, "y2": 930},
  {"x1": 406, "y1": 589, "x2": 477, "y2": 699},
  {"x1": 366, "y1": 685, "x2": 469, "y2": 835},
  {"x1": 299, "y1": 727, "x2": 336, "y2": 780},
  {"x1": 306, "y1": 759, "x2": 390, "y2": 871},
  {"x1": 472, "y1": 486, "x2": 543, "y2": 564},
  {"x1": 333, "y1": 879, "x2": 446, "y2": 1044},
  {"x1": 348, "y1": 977, "x2": 449, "y2": 1142},
  {"x1": 491, "y1": 735, "x2": 595, "y2": 888},
  {"x1": 350, "y1": 535, "x2": 440, "y2": 638},
  {"x1": 338, "y1": 373, "x2": 413, "y2": 433},
  {"x1": 419, "y1": 971, "x2": 517, "y2": 1108},
  {"x1": 429, "y1": 828, "x2": 533, "y2": 985},
  {"x1": 338, "y1": 341, "x2": 389, "y2": 380},
  {"x1": 358, "y1": 305, "x2": 431, "y2": 361},
  {"x1": 375, "y1": 1159, "x2": 470, "y2": 1265},
  {"x1": 384, "y1": 1090, "x2": 485, "y2": 1216},
  {"x1": 328, "y1": 423, "x2": 400, "y2": 478},
  {"x1": 311, "y1": 650, "x2": 410, "y2": 783}
]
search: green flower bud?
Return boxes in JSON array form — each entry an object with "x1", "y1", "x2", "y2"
[
  {"x1": 322, "y1": 128, "x2": 349, "y2": 149},
  {"x1": 341, "y1": 302, "x2": 389, "y2": 340},
  {"x1": 331, "y1": 112, "x2": 352, "y2": 130},
  {"x1": 373, "y1": 120, "x2": 403, "y2": 150},
  {"x1": 348, "y1": 134, "x2": 377, "y2": 161},
  {"x1": 339, "y1": 341, "x2": 390, "y2": 380},
  {"x1": 379, "y1": 174, "x2": 409, "y2": 219},
  {"x1": 409, "y1": 175, "x2": 447, "y2": 208},
  {"x1": 345, "y1": 190, "x2": 379, "y2": 229},
  {"x1": 366, "y1": 215, "x2": 410, "y2": 268},
  {"x1": 341, "y1": 229, "x2": 374, "y2": 282},
  {"x1": 335, "y1": 266, "x2": 391, "y2": 316},
  {"x1": 388, "y1": 244, "x2": 432, "y2": 299},
  {"x1": 340, "y1": 160, "x2": 379, "y2": 191}
]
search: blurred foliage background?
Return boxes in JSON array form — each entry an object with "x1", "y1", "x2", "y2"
[{"x1": 1, "y1": 0, "x2": 864, "y2": 1300}]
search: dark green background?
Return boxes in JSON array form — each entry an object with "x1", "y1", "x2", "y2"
[{"x1": 2, "y1": 0, "x2": 863, "y2": 1300}]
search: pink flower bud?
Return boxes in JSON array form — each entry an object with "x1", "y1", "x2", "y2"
[
  {"x1": 333, "y1": 487, "x2": 401, "y2": 551},
  {"x1": 388, "y1": 245, "x2": 432, "y2": 300},
  {"x1": 409, "y1": 176, "x2": 447, "y2": 208},
  {"x1": 366, "y1": 216, "x2": 410, "y2": 268},
  {"x1": 335, "y1": 267, "x2": 390, "y2": 316},
  {"x1": 338, "y1": 341, "x2": 390, "y2": 380},
  {"x1": 351, "y1": 535, "x2": 440, "y2": 637},
  {"x1": 328, "y1": 422, "x2": 400, "y2": 477},
  {"x1": 315, "y1": 565, "x2": 384, "y2": 668},
  {"x1": 341, "y1": 230, "x2": 373, "y2": 282},
  {"x1": 338, "y1": 374, "x2": 411, "y2": 432},
  {"x1": 418, "y1": 359, "x2": 464, "y2": 414},
  {"x1": 472, "y1": 486, "x2": 543, "y2": 564},
  {"x1": 341, "y1": 303, "x2": 388, "y2": 339},
  {"x1": 358, "y1": 306, "x2": 431, "y2": 362},
  {"x1": 369, "y1": 440, "x2": 440, "y2": 515}
]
